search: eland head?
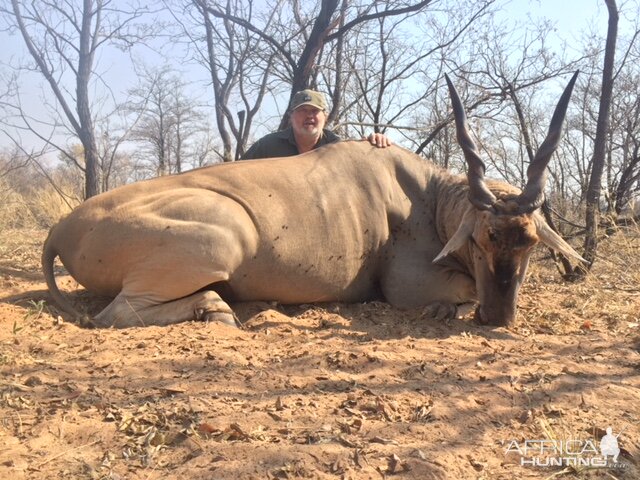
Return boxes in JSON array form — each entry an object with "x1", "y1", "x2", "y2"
[{"x1": 436, "y1": 71, "x2": 583, "y2": 326}]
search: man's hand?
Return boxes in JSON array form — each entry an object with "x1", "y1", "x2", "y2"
[{"x1": 365, "y1": 132, "x2": 393, "y2": 148}]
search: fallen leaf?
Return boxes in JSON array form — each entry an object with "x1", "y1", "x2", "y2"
[
  {"x1": 542, "y1": 403, "x2": 564, "y2": 416},
  {"x1": 387, "y1": 453, "x2": 408, "y2": 474},
  {"x1": 517, "y1": 409, "x2": 533, "y2": 424},
  {"x1": 161, "y1": 386, "x2": 186, "y2": 394},
  {"x1": 268, "y1": 411, "x2": 285, "y2": 421},
  {"x1": 369, "y1": 436, "x2": 399, "y2": 445},
  {"x1": 220, "y1": 423, "x2": 250, "y2": 441},
  {"x1": 466, "y1": 454, "x2": 486, "y2": 471},
  {"x1": 198, "y1": 422, "x2": 220, "y2": 435},
  {"x1": 411, "y1": 449, "x2": 427, "y2": 460}
]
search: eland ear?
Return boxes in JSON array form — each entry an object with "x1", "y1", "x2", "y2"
[
  {"x1": 433, "y1": 208, "x2": 476, "y2": 263},
  {"x1": 533, "y1": 215, "x2": 587, "y2": 264}
]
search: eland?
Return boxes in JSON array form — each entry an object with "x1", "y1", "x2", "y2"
[{"x1": 42, "y1": 72, "x2": 582, "y2": 328}]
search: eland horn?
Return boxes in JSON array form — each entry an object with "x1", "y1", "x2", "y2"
[
  {"x1": 445, "y1": 74, "x2": 497, "y2": 211},
  {"x1": 517, "y1": 71, "x2": 579, "y2": 213}
]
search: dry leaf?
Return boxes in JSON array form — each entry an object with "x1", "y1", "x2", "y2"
[
  {"x1": 466, "y1": 454, "x2": 486, "y2": 471},
  {"x1": 370, "y1": 436, "x2": 398, "y2": 445},
  {"x1": 198, "y1": 422, "x2": 220, "y2": 434},
  {"x1": 387, "y1": 453, "x2": 408, "y2": 474}
]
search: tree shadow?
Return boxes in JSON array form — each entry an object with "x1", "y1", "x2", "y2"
[
  {"x1": 1, "y1": 286, "x2": 111, "y2": 322},
  {"x1": 0, "y1": 264, "x2": 43, "y2": 283},
  {"x1": 2, "y1": 284, "x2": 639, "y2": 480},
  {"x1": 4, "y1": 326, "x2": 638, "y2": 477}
]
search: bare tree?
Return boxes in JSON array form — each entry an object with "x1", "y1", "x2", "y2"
[
  {"x1": 127, "y1": 65, "x2": 210, "y2": 175},
  {"x1": 199, "y1": 0, "x2": 438, "y2": 132},
  {"x1": 337, "y1": 0, "x2": 498, "y2": 152},
  {"x1": 0, "y1": 0, "x2": 153, "y2": 198},
  {"x1": 129, "y1": 66, "x2": 178, "y2": 176},
  {"x1": 0, "y1": 145, "x2": 29, "y2": 181},
  {"x1": 97, "y1": 125, "x2": 137, "y2": 191},
  {"x1": 190, "y1": 123, "x2": 221, "y2": 166},
  {"x1": 170, "y1": 86, "x2": 206, "y2": 173},
  {"x1": 579, "y1": 0, "x2": 619, "y2": 272},
  {"x1": 164, "y1": 0, "x2": 277, "y2": 162},
  {"x1": 606, "y1": 51, "x2": 640, "y2": 216},
  {"x1": 553, "y1": 12, "x2": 640, "y2": 223}
]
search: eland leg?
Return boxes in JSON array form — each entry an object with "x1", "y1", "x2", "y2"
[
  {"x1": 92, "y1": 289, "x2": 237, "y2": 328},
  {"x1": 381, "y1": 248, "x2": 477, "y2": 320}
]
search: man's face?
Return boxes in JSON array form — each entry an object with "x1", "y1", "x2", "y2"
[{"x1": 290, "y1": 105, "x2": 326, "y2": 139}]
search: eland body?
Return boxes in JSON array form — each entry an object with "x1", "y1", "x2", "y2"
[{"x1": 42, "y1": 73, "x2": 581, "y2": 328}]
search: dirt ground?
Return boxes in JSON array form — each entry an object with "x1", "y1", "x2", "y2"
[{"x1": 1, "y1": 227, "x2": 639, "y2": 480}]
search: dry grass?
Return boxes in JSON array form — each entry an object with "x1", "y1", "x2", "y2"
[
  {"x1": 0, "y1": 181, "x2": 40, "y2": 230},
  {"x1": 518, "y1": 223, "x2": 640, "y2": 337},
  {"x1": 0, "y1": 176, "x2": 78, "y2": 231}
]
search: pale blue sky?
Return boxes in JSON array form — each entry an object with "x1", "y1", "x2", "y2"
[
  {"x1": 0, "y1": 0, "x2": 624, "y2": 155},
  {"x1": 508, "y1": 0, "x2": 605, "y2": 34}
]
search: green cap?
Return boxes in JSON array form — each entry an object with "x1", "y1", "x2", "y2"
[{"x1": 290, "y1": 89, "x2": 327, "y2": 111}]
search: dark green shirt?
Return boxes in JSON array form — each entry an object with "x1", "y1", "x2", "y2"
[{"x1": 241, "y1": 127, "x2": 341, "y2": 160}]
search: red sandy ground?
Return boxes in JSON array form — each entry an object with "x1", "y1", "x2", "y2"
[{"x1": 1, "y1": 228, "x2": 639, "y2": 479}]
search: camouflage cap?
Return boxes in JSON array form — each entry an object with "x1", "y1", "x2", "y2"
[{"x1": 290, "y1": 89, "x2": 327, "y2": 111}]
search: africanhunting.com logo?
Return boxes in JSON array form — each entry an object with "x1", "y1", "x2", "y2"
[{"x1": 505, "y1": 426, "x2": 628, "y2": 468}]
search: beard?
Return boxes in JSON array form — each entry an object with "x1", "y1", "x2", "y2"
[{"x1": 295, "y1": 124, "x2": 321, "y2": 138}]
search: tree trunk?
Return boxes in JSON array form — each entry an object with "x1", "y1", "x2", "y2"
[
  {"x1": 579, "y1": 0, "x2": 618, "y2": 273},
  {"x1": 77, "y1": 0, "x2": 100, "y2": 197},
  {"x1": 200, "y1": 3, "x2": 234, "y2": 162},
  {"x1": 278, "y1": 0, "x2": 339, "y2": 130}
]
